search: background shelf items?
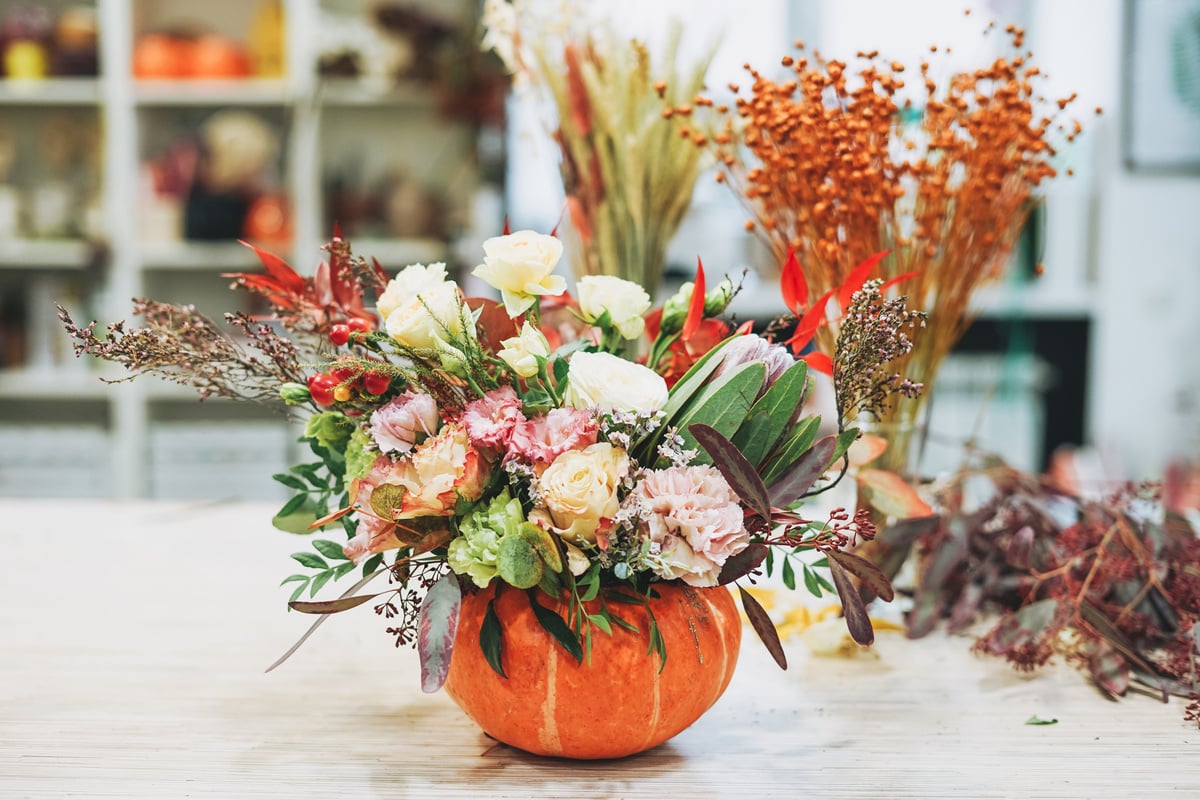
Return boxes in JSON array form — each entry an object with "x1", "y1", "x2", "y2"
[{"x1": 0, "y1": 0, "x2": 499, "y2": 499}]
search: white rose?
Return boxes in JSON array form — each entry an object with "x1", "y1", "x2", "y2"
[
  {"x1": 472, "y1": 230, "x2": 567, "y2": 317},
  {"x1": 376, "y1": 262, "x2": 449, "y2": 320},
  {"x1": 385, "y1": 280, "x2": 474, "y2": 366},
  {"x1": 563, "y1": 351, "x2": 668, "y2": 412},
  {"x1": 498, "y1": 321, "x2": 551, "y2": 378},
  {"x1": 578, "y1": 275, "x2": 651, "y2": 340}
]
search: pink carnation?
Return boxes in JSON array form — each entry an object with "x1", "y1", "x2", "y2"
[
  {"x1": 631, "y1": 465, "x2": 750, "y2": 587},
  {"x1": 463, "y1": 386, "x2": 525, "y2": 450},
  {"x1": 506, "y1": 407, "x2": 598, "y2": 465},
  {"x1": 369, "y1": 391, "x2": 439, "y2": 455}
]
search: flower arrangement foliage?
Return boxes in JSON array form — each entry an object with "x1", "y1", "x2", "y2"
[
  {"x1": 482, "y1": 0, "x2": 716, "y2": 297},
  {"x1": 59, "y1": 228, "x2": 925, "y2": 688},
  {"x1": 868, "y1": 456, "x2": 1200, "y2": 728}
]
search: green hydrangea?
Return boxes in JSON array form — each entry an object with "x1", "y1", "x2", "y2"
[
  {"x1": 343, "y1": 426, "x2": 377, "y2": 481},
  {"x1": 305, "y1": 411, "x2": 353, "y2": 453},
  {"x1": 447, "y1": 490, "x2": 525, "y2": 587}
]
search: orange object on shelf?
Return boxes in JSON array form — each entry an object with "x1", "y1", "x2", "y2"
[
  {"x1": 191, "y1": 35, "x2": 251, "y2": 79},
  {"x1": 132, "y1": 34, "x2": 189, "y2": 79},
  {"x1": 243, "y1": 193, "x2": 291, "y2": 245}
]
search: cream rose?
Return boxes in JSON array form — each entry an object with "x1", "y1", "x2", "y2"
[
  {"x1": 577, "y1": 275, "x2": 652, "y2": 339},
  {"x1": 472, "y1": 230, "x2": 567, "y2": 316},
  {"x1": 563, "y1": 351, "x2": 668, "y2": 412},
  {"x1": 376, "y1": 262, "x2": 449, "y2": 320},
  {"x1": 535, "y1": 442, "x2": 628, "y2": 544},
  {"x1": 497, "y1": 321, "x2": 551, "y2": 378},
  {"x1": 384, "y1": 280, "x2": 476, "y2": 371}
]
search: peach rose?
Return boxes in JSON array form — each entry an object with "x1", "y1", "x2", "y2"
[{"x1": 533, "y1": 442, "x2": 628, "y2": 544}]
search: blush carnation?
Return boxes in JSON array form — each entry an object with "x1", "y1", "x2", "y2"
[
  {"x1": 463, "y1": 386, "x2": 525, "y2": 450},
  {"x1": 631, "y1": 465, "x2": 750, "y2": 587},
  {"x1": 369, "y1": 391, "x2": 439, "y2": 455},
  {"x1": 506, "y1": 407, "x2": 598, "y2": 465}
]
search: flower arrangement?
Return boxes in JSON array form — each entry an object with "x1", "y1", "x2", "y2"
[
  {"x1": 481, "y1": 0, "x2": 715, "y2": 298},
  {"x1": 675, "y1": 22, "x2": 1100, "y2": 474},
  {"x1": 58, "y1": 228, "x2": 926, "y2": 704}
]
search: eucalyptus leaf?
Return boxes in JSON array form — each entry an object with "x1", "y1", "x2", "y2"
[
  {"x1": 829, "y1": 558, "x2": 874, "y2": 646},
  {"x1": 497, "y1": 533, "x2": 543, "y2": 589},
  {"x1": 417, "y1": 573, "x2": 462, "y2": 693},
  {"x1": 480, "y1": 597, "x2": 506, "y2": 678},
  {"x1": 738, "y1": 585, "x2": 787, "y2": 669},
  {"x1": 689, "y1": 423, "x2": 771, "y2": 520},
  {"x1": 529, "y1": 592, "x2": 584, "y2": 663}
]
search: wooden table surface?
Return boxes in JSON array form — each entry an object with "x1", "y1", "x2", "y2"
[{"x1": 1, "y1": 500, "x2": 1196, "y2": 799}]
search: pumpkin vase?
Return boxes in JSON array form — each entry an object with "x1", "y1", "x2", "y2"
[{"x1": 444, "y1": 582, "x2": 742, "y2": 760}]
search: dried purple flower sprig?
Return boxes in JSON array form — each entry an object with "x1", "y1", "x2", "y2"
[
  {"x1": 833, "y1": 278, "x2": 927, "y2": 424},
  {"x1": 57, "y1": 300, "x2": 309, "y2": 406}
]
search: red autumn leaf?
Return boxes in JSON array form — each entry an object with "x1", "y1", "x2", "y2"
[
  {"x1": 800, "y1": 351, "x2": 833, "y2": 376},
  {"x1": 682, "y1": 257, "x2": 707, "y2": 340},
  {"x1": 837, "y1": 249, "x2": 890, "y2": 310},
  {"x1": 501, "y1": 216, "x2": 511, "y2": 236},
  {"x1": 734, "y1": 319, "x2": 755, "y2": 335},
  {"x1": 466, "y1": 297, "x2": 519, "y2": 352},
  {"x1": 780, "y1": 248, "x2": 808, "y2": 315},
  {"x1": 237, "y1": 240, "x2": 306, "y2": 294},
  {"x1": 787, "y1": 288, "x2": 834, "y2": 354},
  {"x1": 332, "y1": 220, "x2": 344, "y2": 240}
]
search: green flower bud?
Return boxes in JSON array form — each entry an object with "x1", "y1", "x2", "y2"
[
  {"x1": 659, "y1": 281, "x2": 694, "y2": 336},
  {"x1": 279, "y1": 382, "x2": 311, "y2": 405},
  {"x1": 705, "y1": 277, "x2": 736, "y2": 316}
]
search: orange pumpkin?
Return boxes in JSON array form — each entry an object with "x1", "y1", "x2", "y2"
[{"x1": 444, "y1": 582, "x2": 741, "y2": 759}]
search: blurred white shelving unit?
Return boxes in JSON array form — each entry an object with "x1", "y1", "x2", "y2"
[{"x1": 0, "y1": 0, "x2": 485, "y2": 499}]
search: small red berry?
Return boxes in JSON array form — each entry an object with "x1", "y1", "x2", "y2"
[
  {"x1": 308, "y1": 373, "x2": 338, "y2": 406},
  {"x1": 329, "y1": 324, "x2": 351, "y2": 346},
  {"x1": 331, "y1": 365, "x2": 359, "y2": 385},
  {"x1": 363, "y1": 371, "x2": 390, "y2": 396},
  {"x1": 347, "y1": 317, "x2": 373, "y2": 335}
]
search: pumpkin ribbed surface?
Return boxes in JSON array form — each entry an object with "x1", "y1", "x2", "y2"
[{"x1": 444, "y1": 582, "x2": 741, "y2": 760}]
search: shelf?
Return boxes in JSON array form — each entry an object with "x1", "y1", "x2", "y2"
[
  {"x1": 0, "y1": 368, "x2": 119, "y2": 401},
  {"x1": 353, "y1": 237, "x2": 448, "y2": 270},
  {"x1": 140, "y1": 241, "x2": 289, "y2": 271},
  {"x1": 313, "y1": 79, "x2": 434, "y2": 108},
  {"x1": 0, "y1": 78, "x2": 100, "y2": 106},
  {"x1": 723, "y1": 277, "x2": 1096, "y2": 321},
  {"x1": 0, "y1": 240, "x2": 96, "y2": 270},
  {"x1": 134, "y1": 79, "x2": 292, "y2": 107}
]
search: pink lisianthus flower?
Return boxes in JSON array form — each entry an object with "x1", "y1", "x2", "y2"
[
  {"x1": 463, "y1": 386, "x2": 525, "y2": 450},
  {"x1": 506, "y1": 407, "x2": 598, "y2": 466},
  {"x1": 369, "y1": 391, "x2": 439, "y2": 455},
  {"x1": 631, "y1": 465, "x2": 750, "y2": 587}
]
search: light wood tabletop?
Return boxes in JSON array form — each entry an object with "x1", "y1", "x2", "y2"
[{"x1": 1, "y1": 500, "x2": 1196, "y2": 799}]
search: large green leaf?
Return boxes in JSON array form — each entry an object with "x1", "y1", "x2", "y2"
[
  {"x1": 417, "y1": 573, "x2": 462, "y2": 693},
  {"x1": 672, "y1": 362, "x2": 766, "y2": 462},
  {"x1": 731, "y1": 360, "x2": 809, "y2": 468},
  {"x1": 760, "y1": 416, "x2": 821, "y2": 486},
  {"x1": 635, "y1": 336, "x2": 737, "y2": 458}
]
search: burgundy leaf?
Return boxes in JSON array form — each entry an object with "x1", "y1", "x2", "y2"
[
  {"x1": 267, "y1": 567, "x2": 388, "y2": 672},
  {"x1": 417, "y1": 573, "x2": 462, "y2": 693},
  {"x1": 829, "y1": 558, "x2": 874, "y2": 646},
  {"x1": 689, "y1": 423, "x2": 771, "y2": 520},
  {"x1": 947, "y1": 580, "x2": 985, "y2": 633},
  {"x1": 718, "y1": 543, "x2": 769, "y2": 585},
  {"x1": 766, "y1": 434, "x2": 837, "y2": 508},
  {"x1": 828, "y1": 550, "x2": 895, "y2": 603},
  {"x1": 738, "y1": 586, "x2": 787, "y2": 669},
  {"x1": 877, "y1": 514, "x2": 941, "y2": 547},
  {"x1": 289, "y1": 592, "x2": 382, "y2": 615},
  {"x1": 906, "y1": 592, "x2": 943, "y2": 639}
]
